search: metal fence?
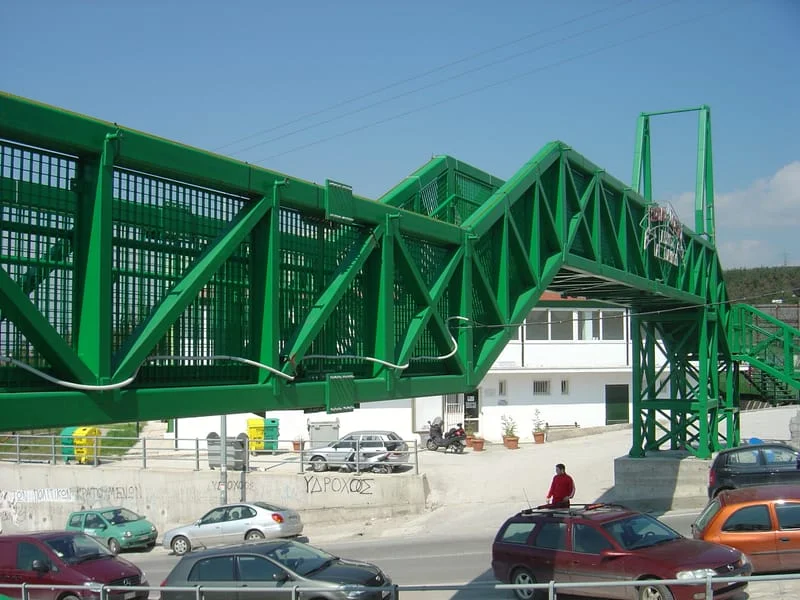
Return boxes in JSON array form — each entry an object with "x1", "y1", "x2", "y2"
[
  {"x1": 0, "y1": 434, "x2": 420, "y2": 475},
  {"x1": 3, "y1": 571, "x2": 800, "y2": 600}
]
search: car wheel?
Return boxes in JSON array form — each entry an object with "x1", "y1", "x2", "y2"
[
  {"x1": 511, "y1": 567, "x2": 540, "y2": 600},
  {"x1": 171, "y1": 535, "x2": 191, "y2": 556},
  {"x1": 638, "y1": 581, "x2": 674, "y2": 600},
  {"x1": 311, "y1": 456, "x2": 328, "y2": 472},
  {"x1": 61, "y1": 595, "x2": 80, "y2": 600},
  {"x1": 107, "y1": 538, "x2": 121, "y2": 555},
  {"x1": 246, "y1": 529, "x2": 265, "y2": 541}
]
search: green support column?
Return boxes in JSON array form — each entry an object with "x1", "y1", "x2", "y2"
[
  {"x1": 74, "y1": 134, "x2": 116, "y2": 380},
  {"x1": 630, "y1": 312, "x2": 644, "y2": 457}
]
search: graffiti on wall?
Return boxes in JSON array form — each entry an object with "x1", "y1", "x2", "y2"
[
  {"x1": 304, "y1": 475, "x2": 374, "y2": 495},
  {"x1": 0, "y1": 485, "x2": 143, "y2": 524},
  {"x1": 210, "y1": 480, "x2": 254, "y2": 492},
  {"x1": 74, "y1": 485, "x2": 142, "y2": 503}
]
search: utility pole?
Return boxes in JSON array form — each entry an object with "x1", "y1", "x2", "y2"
[{"x1": 219, "y1": 415, "x2": 228, "y2": 505}]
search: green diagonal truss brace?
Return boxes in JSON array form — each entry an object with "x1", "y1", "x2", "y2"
[{"x1": 1, "y1": 92, "x2": 797, "y2": 458}]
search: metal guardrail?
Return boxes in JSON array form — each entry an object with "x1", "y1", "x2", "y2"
[
  {"x1": 0, "y1": 434, "x2": 421, "y2": 475},
  {"x1": 2, "y1": 572, "x2": 799, "y2": 600}
]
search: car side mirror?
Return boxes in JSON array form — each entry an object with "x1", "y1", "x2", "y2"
[
  {"x1": 195, "y1": 520, "x2": 202, "y2": 526},
  {"x1": 31, "y1": 559, "x2": 51, "y2": 573},
  {"x1": 273, "y1": 571, "x2": 290, "y2": 583},
  {"x1": 600, "y1": 549, "x2": 630, "y2": 560}
]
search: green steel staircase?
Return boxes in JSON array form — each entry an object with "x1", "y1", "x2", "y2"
[{"x1": 0, "y1": 93, "x2": 796, "y2": 458}]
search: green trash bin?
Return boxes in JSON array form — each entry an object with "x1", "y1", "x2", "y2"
[
  {"x1": 264, "y1": 418, "x2": 279, "y2": 451},
  {"x1": 60, "y1": 426, "x2": 79, "y2": 463}
]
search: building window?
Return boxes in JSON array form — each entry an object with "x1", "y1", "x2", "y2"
[
  {"x1": 498, "y1": 380, "x2": 507, "y2": 397},
  {"x1": 525, "y1": 310, "x2": 548, "y2": 340},
  {"x1": 601, "y1": 310, "x2": 625, "y2": 340},
  {"x1": 578, "y1": 310, "x2": 600, "y2": 340},
  {"x1": 550, "y1": 310, "x2": 574, "y2": 340},
  {"x1": 561, "y1": 379, "x2": 569, "y2": 395},
  {"x1": 533, "y1": 380, "x2": 551, "y2": 395}
]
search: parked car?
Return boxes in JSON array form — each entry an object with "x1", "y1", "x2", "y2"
[
  {"x1": 306, "y1": 430, "x2": 409, "y2": 473},
  {"x1": 0, "y1": 531, "x2": 148, "y2": 600},
  {"x1": 160, "y1": 539, "x2": 392, "y2": 600},
  {"x1": 708, "y1": 442, "x2": 800, "y2": 498},
  {"x1": 65, "y1": 507, "x2": 157, "y2": 554},
  {"x1": 491, "y1": 503, "x2": 750, "y2": 600},
  {"x1": 162, "y1": 502, "x2": 303, "y2": 556},
  {"x1": 692, "y1": 484, "x2": 800, "y2": 573}
]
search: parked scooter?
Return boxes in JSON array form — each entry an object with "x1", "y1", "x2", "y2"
[
  {"x1": 340, "y1": 449, "x2": 393, "y2": 474},
  {"x1": 426, "y1": 418, "x2": 466, "y2": 453}
]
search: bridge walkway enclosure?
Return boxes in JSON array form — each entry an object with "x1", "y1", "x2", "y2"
[{"x1": 0, "y1": 93, "x2": 797, "y2": 458}]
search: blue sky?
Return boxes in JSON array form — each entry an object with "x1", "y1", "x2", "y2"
[{"x1": 2, "y1": 0, "x2": 798, "y2": 268}]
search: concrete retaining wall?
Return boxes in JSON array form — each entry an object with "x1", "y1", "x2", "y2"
[
  {"x1": 613, "y1": 452, "x2": 710, "y2": 511},
  {"x1": 0, "y1": 464, "x2": 428, "y2": 535}
]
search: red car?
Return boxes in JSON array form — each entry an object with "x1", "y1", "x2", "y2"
[
  {"x1": 491, "y1": 503, "x2": 751, "y2": 600},
  {"x1": 0, "y1": 531, "x2": 148, "y2": 600}
]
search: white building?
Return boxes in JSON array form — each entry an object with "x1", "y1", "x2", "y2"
[{"x1": 170, "y1": 295, "x2": 662, "y2": 446}]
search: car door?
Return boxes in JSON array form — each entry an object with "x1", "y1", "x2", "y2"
[
  {"x1": 82, "y1": 512, "x2": 108, "y2": 543},
  {"x1": 186, "y1": 555, "x2": 236, "y2": 600},
  {"x1": 236, "y1": 555, "x2": 293, "y2": 600},
  {"x1": 723, "y1": 447, "x2": 771, "y2": 489},
  {"x1": 762, "y1": 446, "x2": 800, "y2": 485},
  {"x1": 712, "y1": 504, "x2": 778, "y2": 573},
  {"x1": 15, "y1": 541, "x2": 60, "y2": 600},
  {"x1": 195, "y1": 507, "x2": 229, "y2": 547},
  {"x1": 327, "y1": 436, "x2": 356, "y2": 466},
  {"x1": 774, "y1": 501, "x2": 800, "y2": 572},
  {"x1": 221, "y1": 505, "x2": 248, "y2": 544},
  {"x1": 567, "y1": 523, "x2": 625, "y2": 599},
  {"x1": 529, "y1": 520, "x2": 570, "y2": 585}
]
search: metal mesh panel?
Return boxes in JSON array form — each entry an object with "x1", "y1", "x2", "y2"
[
  {"x1": 453, "y1": 172, "x2": 496, "y2": 224},
  {"x1": 0, "y1": 141, "x2": 76, "y2": 388},
  {"x1": 281, "y1": 212, "x2": 369, "y2": 378},
  {"x1": 475, "y1": 222, "x2": 502, "y2": 287},
  {"x1": 111, "y1": 168, "x2": 251, "y2": 385}
]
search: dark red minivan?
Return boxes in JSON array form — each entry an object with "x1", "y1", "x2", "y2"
[{"x1": 0, "y1": 531, "x2": 148, "y2": 600}]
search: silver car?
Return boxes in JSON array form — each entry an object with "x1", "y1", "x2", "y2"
[
  {"x1": 307, "y1": 430, "x2": 409, "y2": 473},
  {"x1": 162, "y1": 502, "x2": 303, "y2": 555}
]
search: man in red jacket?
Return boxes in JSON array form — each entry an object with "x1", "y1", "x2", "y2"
[{"x1": 546, "y1": 463, "x2": 575, "y2": 508}]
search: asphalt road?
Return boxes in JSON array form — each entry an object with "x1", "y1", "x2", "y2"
[{"x1": 127, "y1": 512, "x2": 702, "y2": 599}]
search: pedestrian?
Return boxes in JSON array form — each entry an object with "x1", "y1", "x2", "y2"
[{"x1": 546, "y1": 463, "x2": 575, "y2": 508}]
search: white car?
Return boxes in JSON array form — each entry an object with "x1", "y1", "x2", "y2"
[
  {"x1": 306, "y1": 430, "x2": 409, "y2": 473},
  {"x1": 162, "y1": 502, "x2": 303, "y2": 555}
]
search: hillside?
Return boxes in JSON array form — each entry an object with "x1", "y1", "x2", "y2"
[{"x1": 723, "y1": 266, "x2": 800, "y2": 305}]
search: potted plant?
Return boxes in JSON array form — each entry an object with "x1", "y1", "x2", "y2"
[
  {"x1": 532, "y1": 409, "x2": 546, "y2": 444},
  {"x1": 471, "y1": 432, "x2": 485, "y2": 452},
  {"x1": 292, "y1": 435, "x2": 305, "y2": 452},
  {"x1": 501, "y1": 414, "x2": 520, "y2": 449}
]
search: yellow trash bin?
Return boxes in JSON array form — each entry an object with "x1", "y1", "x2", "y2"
[
  {"x1": 73, "y1": 426, "x2": 101, "y2": 465},
  {"x1": 247, "y1": 418, "x2": 265, "y2": 452}
]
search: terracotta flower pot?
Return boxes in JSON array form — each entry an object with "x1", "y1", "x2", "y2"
[
  {"x1": 465, "y1": 435, "x2": 474, "y2": 448},
  {"x1": 503, "y1": 436, "x2": 520, "y2": 450},
  {"x1": 472, "y1": 438, "x2": 485, "y2": 451},
  {"x1": 292, "y1": 440, "x2": 305, "y2": 452},
  {"x1": 533, "y1": 431, "x2": 546, "y2": 444}
]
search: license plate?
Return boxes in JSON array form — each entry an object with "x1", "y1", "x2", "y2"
[{"x1": 124, "y1": 592, "x2": 136, "y2": 600}]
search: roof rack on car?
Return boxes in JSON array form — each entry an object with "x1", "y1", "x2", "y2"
[{"x1": 519, "y1": 502, "x2": 630, "y2": 517}]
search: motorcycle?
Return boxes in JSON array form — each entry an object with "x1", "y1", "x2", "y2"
[
  {"x1": 426, "y1": 418, "x2": 466, "y2": 453},
  {"x1": 339, "y1": 449, "x2": 394, "y2": 474}
]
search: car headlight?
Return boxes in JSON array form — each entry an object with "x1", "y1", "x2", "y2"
[
  {"x1": 676, "y1": 568, "x2": 716, "y2": 580},
  {"x1": 738, "y1": 553, "x2": 751, "y2": 568},
  {"x1": 124, "y1": 531, "x2": 133, "y2": 538},
  {"x1": 151, "y1": 525, "x2": 157, "y2": 532},
  {"x1": 83, "y1": 582, "x2": 104, "y2": 593}
]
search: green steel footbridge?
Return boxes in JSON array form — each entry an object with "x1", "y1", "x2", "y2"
[{"x1": 0, "y1": 93, "x2": 797, "y2": 458}]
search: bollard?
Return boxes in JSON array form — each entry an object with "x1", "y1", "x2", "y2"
[
  {"x1": 142, "y1": 437, "x2": 147, "y2": 469},
  {"x1": 195, "y1": 438, "x2": 200, "y2": 471},
  {"x1": 298, "y1": 446, "x2": 305, "y2": 474}
]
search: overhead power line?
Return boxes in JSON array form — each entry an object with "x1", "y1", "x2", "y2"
[
  {"x1": 228, "y1": 0, "x2": 681, "y2": 157},
  {"x1": 254, "y1": 2, "x2": 746, "y2": 165},
  {"x1": 213, "y1": 0, "x2": 636, "y2": 154}
]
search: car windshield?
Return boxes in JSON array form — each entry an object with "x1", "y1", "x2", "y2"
[
  {"x1": 100, "y1": 508, "x2": 141, "y2": 525},
  {"x1": 603, "y1": 514, "x2": 682, "y2": 550},
  {"x1": 265, "y1": 540, "x2": 337, "y2": 577},
  {"x1": 45, "y1": 533, "x2": 113, "y2": 564}
]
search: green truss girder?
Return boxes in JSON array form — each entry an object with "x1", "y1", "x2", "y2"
[{"x1": 0, "y1": 92, "x2": 793, "y2": 444}]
